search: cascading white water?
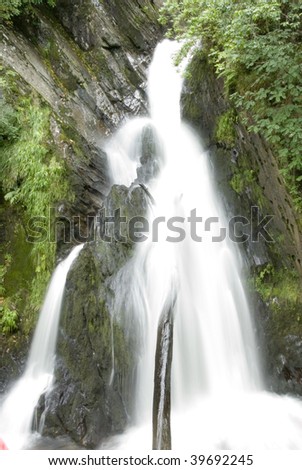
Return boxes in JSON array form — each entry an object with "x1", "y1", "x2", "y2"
[
  {"x1": 147, "y1": 40, "x2": 262, "y2": 397},
  {"x1": 0, "y1": 244, "x2": 83, "y2": 450},
  {"x1": 105, "y1": 117, "x2": 152, "y2": 186},
  {"x1": 106, "y1": 40, "x2": 302, "y2": 449}
]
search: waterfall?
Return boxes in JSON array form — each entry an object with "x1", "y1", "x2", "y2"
[
  {"x1": 0, "y1": 244, "x2": 83, "y2": 450},
  {"x1": 2, "y1": 38, "x2": 302, "y2": 451},
  {"x1": 105, "y1": 117, "x2": 152, "y2": 187},
  {"x1": 106, "y1": 40, "x2": 302, "y2": 450}
]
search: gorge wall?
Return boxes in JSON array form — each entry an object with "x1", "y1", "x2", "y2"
[
  {"x1": 0, "y1": 0, "x2": 162, "y2": 393},
  {"x1": 1, "y1": 0, "x2": 302, "y2": 449}
]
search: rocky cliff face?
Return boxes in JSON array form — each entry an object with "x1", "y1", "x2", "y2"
[
  {"x1": 1, "y1": 0, "x2": 162, "y2": 219},
  {"x1": 0, "y1": 0, "x2": 162, "y2": 401},
  {"x1": 40, "y1": 185, "x2": 149, "y2": 448}
]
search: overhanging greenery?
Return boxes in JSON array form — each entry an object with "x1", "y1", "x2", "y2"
[
  {"x1": 160, "y1": 0, "x2": 302, "y2": 209},
  {"x1": 0, "y1": 0, "x2": 56, "y2": 21}
]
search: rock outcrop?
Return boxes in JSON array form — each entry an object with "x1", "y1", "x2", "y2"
[
  {"x1": 39, "y1": 184, "x2": 150, "y2": 448},
  {"x1": 152, "y1": 300, "x2": 174, "y2": 450},
  {"x1": 1, "y1": 0, "x2": 162, "y2": 221}
]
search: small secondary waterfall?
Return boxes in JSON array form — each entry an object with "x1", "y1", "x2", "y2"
[
  {"x1": 106, "y1": 40, "x2": 302, "y2": 449},
  {"x1": 0, "y1": 244, "x2": 83, "y2": 450}
]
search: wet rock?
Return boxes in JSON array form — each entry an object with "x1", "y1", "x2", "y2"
[
  {"x1": 152, "y1": 300, "x2": 174, "y2": 450},
  {"x1": 136, "y1": 124, "x2": 162, "y2": 185},
  {"x1": 40, "y1": 185, "x2": 149, "y2": 448},
  {"x1": 0, "y1": 337, "x2": 28, "y2": 395}
]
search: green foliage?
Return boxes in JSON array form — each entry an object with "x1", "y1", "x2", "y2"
[
  {"x1": 254, "y1": 263, "x2": 302, "y2": 344},
  {"x1": 0, "y1": 101, "x2": 69, "y2": 217},
  {"x1": 0, "y1": 70, "x2": 20, "y2": 143},
  {"x1": 0, "y1": 100, "x2": 20, "y2": 144},
  {"x1": 0, "y1": 0, "x2": 21, "y2": 19},
  {"x1": 230, "y1": 173, "x2": 242, "y2": 194},
  {"x1": 254, "y1": 263, "x2": 275, "y2": 300},
  {"x1": 0, "y1": 302, "x2": 18, "y2": 335},
  {"x1": 0, "y1": 71, "x2": 72, "y2": 334},
  {"x1": 0, "y1": 255, "x2": 19, "y2": 335},
  {"x1": 161, "y1": 0, "x2": 302, "y2": 210},
  {"x1": 215, "y1": 109, "x2": 236, "y2": 146},
  {"x1": 230, "y1": 168, "x2": 255, "y2": 194},
  {"x1": 254, "y1": 263, "x2": 301, "y2": 306},
  {"x1": 0, "y1": 98, "x2": 69, "y2": 329},
  {"x1": 0, "y1": 0, "x2": 56, "y2": 21},
  {"x1": 0, "y1": 254, "x2": 11, "y2": 297}
]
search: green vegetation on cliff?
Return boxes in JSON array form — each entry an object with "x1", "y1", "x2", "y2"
[
  {"x1": 0, "y1": 0, "x2": 55, "y2": 20},
  {"x1": 0, "y1": 67, "x2": 72, "y2": 335},
  {"x1": 161, "y1": 0, "x2": 302, "y2": 209}
]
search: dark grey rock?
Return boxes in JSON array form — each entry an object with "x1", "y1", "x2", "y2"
[
  {"x1": 39, "y1": 184, "x2": 149, "y2": 448},
  {"x1": 153, "y1": 300, "x2": 174, "y2": 450}
]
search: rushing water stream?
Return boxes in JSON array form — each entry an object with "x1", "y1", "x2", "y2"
[
  {"x1": 105, "y1": 40, "x2": 302, "y2": 450},
  {"x1": 0, "y1": 245, "x2": 83, "y2": 450}
]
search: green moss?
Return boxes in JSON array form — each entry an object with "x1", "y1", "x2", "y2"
[
  {"x1": 0, "y1": 67, "x2": 20, "y2": 100},
  {"x1": 181, "y1": 52, "x2": 208, "y2": 122},
  {"x1": 61, "y1": 125, "x2": 89, "y2": 162},
  {"x1": 141, "y1": 4, "x2": 154, "y2": 19},
  {"x1": 255, "y1": 264, "x2": 300, "y2": 306},
  {"x1": 0, "y1": 220, "x2": 34, "y2": 334},
  {"x1": 254, "y1": 263, "x2": 302, "y2": 336},
  {"x1": 43, "y1": 38, "x2": 61, "y2": 64},
  {"x1": 230, "y1": 172, "x2": 244, "y2": 194},
  {"x1": 230, "y1": 155, "x2": 265, "y2": 209},
  {"x1": 230, "y1": 169, "x2": 255, "y2": 193},
  {"x1": 215, "y1": 110, "x2": 237, "y2": 147},
  {"x1": 87, "y1": 50, "x2": 115, "y2": 85},
  {"x1": 4, "y1": 224, "x2": 34, "y2": 296},
  {"x1": 35, "y1": 8, "x2": 98, "y2": 80},
  {"x1": 45, "y1": 40, "x2": 80, "y2": 93},
  {"x1": 0, "y1": 253, "x2": 18, "y2": 335},
  {"x1": 182, "y1": 87, "x2": 203, "y2": 121},
  {"x1": 254, "y1": 263, "x2": 302, "y2": 349},
  {"x1": 113, "y1": 321, "x2": 132, "y2": 369},
  {"x1": 88, "y1": 320, "x2": 96, "y2": 334}
]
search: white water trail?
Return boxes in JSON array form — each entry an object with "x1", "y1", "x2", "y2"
[
  {"x1": 105, "y1": 39, "x2": 302, "y2": 450},
  {"x1": 0, "y1": 244, "x2": 84, "y2": 450},
  {"x1": 105, "y1": 117, "x2": 152, "y2": 187}
]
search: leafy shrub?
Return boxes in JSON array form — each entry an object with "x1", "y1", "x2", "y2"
[
  {"x1": 0, "y1": 100, "x2": 20, "y2": 144},
  {"x1": 0, "y1": 67, "x2": 73, "y2": 333},
  {"x1": 0, "y1": 0, "x2": 56, "y2": 21},
  {"x1": 0, "y1": 303, "x2": 18, "y2": 335}
]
